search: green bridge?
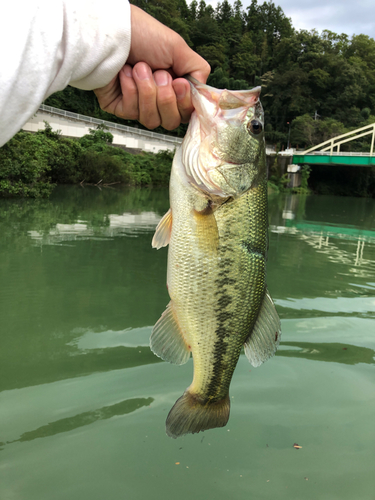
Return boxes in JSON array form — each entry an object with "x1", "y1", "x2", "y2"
[
  {"x1": 292, "y1": 152, "x2": 375, "y2": 167},
  {"x1": 291, "y1": 122, "x2": 375, "y2": 167}
]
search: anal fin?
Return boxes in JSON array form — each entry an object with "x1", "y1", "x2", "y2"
[
  {"x1": 152, "y1": 208, "x2": 172, "y2": 249},
  {"x1": 150, "y1": 301, "x2": 190, "y2": 365},
  {"x1": 244, "y1": 288, "x2": 281, "y2": 367}
]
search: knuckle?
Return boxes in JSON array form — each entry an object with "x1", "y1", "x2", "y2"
[
  {"x1": 137, "y1": 82, "x2": 156, "y2": 100},
  {"x1": 119, "y1": 110, "x2": 139, "y2": 121},
  {"x1": 141, "y1": 88, "x2": 156, "y2": 100},
  {"x1": 143, "y1": 118, "x2": 161, "y2": 130},
  {"x1": 163, "y1": 118, "x2": 180, "y2": 131},
  {"x1": 126, "y1": 85, "x2": 139, "y2": 99},
  {"x1": 123, "y1": 102, "x2": 139, "y2": 120},
  {"x1": 129, "y1": 111, "x2": 139, "y2": 121},
  {"x1": 158, "y1": 93, "x2": 176, "y2": 108}
]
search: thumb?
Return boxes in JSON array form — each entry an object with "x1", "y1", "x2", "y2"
[{"x1": 172, "y1": 43, "x2": 210, "y2": 84}]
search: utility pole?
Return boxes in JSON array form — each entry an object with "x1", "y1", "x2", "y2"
[
  {"x1": 314, "y1": 110, "x2": 320, "y2": 120},
  {"x1": 287, "y1": 122, "x2": 291, "y2": 149}
]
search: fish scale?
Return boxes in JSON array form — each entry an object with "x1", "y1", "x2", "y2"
[
  {"x1": 204, "y1": 184, "x2": 268, "y2": 399},
  {"x1": 151, "y1": 78, "x2": 281, "y2": 438}
]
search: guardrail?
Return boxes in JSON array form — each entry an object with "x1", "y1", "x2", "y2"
[
  {"x1": 38, "y1": 104, "x2": 183, "y2": 145},
  {"x1": 294, "y1": 151, "x2": 375, "y2": 157},
  {"x1": 297, "y1": 122, "x2": 375, "y2": 155}
]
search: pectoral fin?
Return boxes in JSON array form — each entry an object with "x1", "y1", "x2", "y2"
[
  {"x1": 152, "y1": 209, "x2": 172, "y2": 249},
  {"x1": 193, "y1": 203, "x2": 219, "y2": 253},
  {"x1": 150, "y1": 301, "x2": 191, "y2": 365},
  {"x1": 244, "y1": 288, "x2": 281, "y2": 367}
]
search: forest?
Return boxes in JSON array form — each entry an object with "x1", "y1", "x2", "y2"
[
  {"x1": 46, "y1": 0, "x2": 375, "y2": 150},
  {"x1": 2, "y1": 0, "x2": 375, "y2": 196}
]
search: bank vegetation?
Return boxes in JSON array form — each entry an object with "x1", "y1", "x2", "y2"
[{"x1": 0, "y1": 124, "x2": 173, "y2": 197}]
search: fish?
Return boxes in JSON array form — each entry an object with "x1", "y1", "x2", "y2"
[{"x1": 151, "y1": 76, "x2": 281, "y2": 439}]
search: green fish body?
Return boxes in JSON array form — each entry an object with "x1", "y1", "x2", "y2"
[{"x1": 151, "y1": 78, "x2": 281, "y2": 438}]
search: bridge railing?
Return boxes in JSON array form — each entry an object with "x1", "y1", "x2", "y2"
[
  {"x1": 38, "y1": 104, "x2": 183, "y2": 145},
  {"x1": 298, "y1": 151, "x2": 375, "y2": 157},
  {"x1": 295, "y1": 122, "x2": 375, "y2": 156}
]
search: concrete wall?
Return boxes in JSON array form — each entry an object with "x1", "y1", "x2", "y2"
[
  {"x1": 266, "y1": 152, "x2": 293, "y2": 177},
  {"x1": 22, "y1": 108, "x2": 183, "y2": 153}
]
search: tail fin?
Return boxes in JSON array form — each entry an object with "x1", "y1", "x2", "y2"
[{"x1": 166, "y1": 390, "x2": 230, "y2": 438}]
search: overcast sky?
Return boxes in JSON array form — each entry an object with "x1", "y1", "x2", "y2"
[
  {"x1": 272, "y1": 0, "x2": 375, "y2": 38},
  {"x1": 210, "y1": 0, "x2": 375, "y2": 39}
]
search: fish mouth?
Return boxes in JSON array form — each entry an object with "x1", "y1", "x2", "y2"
[{"x1": 184, "y1": 75, "x2": 262, "y2": 107}]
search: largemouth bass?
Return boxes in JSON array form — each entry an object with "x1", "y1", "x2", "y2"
[{"x1": 151, "y1": 77, "x2": 281, "y2": 438}]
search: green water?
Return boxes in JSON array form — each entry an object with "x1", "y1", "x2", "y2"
[{"x1": 0, "y1": 187, "x2": 374, "y2": 500}]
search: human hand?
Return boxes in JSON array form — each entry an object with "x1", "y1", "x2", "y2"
[{"x1": 94, "y1": 5, "x2": 210, "y2": 130}]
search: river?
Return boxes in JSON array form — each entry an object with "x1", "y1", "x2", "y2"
[{"x1": 0, "y1": 186, "x2": 374, "y2": 499}]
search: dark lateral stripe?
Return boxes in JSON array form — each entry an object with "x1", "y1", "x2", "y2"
[
  {"x1": 241, "y1": 241, "x2": 266, "y2": 257},
  {"x1": 205, "y1": 251, "x2": 237, "y2": 400},
  {"x1": 204, "y1": 188, "x2": 268, "y2": 400}
]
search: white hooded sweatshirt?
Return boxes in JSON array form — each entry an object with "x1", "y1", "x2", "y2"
[{"x1": 0, "y1": 0, "x2": 131, "y2": 146}]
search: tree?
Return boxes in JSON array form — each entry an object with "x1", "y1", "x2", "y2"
[
  {"x1": 196, "y1": 44, "x2": 226, "y2": 70},
  {"x1": 232, "y1": 33, "x2": 259, "y2": 82}
]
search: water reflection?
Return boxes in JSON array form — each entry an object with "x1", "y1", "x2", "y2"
[
  {"x1": 270, "y1": 195, "x2": 375, "y2": 278},
  {"x1": 275, "y1": 296, "x2": 375, "y2": 316},
  {"x1": 28, "y1": 212, "x2": 162, "y2": 246},
  {"x1": 0, "y1": 344, "x2": 160, "y2": 393},
  {"x1": 267, "y1": 194, "x2": 375, "y2": 306},
  {"x1": 69, "y1": 326, "x2": 152, "y2": 350},
  {"x1": 5, "y1": 397, "x2": 153, "y2": 445},
  {"x1": 278, "y1": 342, "x2": 375, "y2": 365},
  {"x1": 0, "y1": 185, "x2": 169, "y2": 248}
]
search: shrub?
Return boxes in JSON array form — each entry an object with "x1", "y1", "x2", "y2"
[
  {"x1": 0, "y1": 131, "x2": 54, "y2": 197},
  {"x1": 0, "y1": 123, "x2": 174, "y2": 197}
]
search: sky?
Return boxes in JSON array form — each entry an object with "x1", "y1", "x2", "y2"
[{"x1": 209, "y1": 0, "x2": 375, "y2": 39}]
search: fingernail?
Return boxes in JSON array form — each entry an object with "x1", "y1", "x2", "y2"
[
  {"x1": 134, "y1": 64, "x2": 150, "y2": 81},
  {"x1": 154, "y1": 72, "x2": 169, "y2": 87},
  {"x1": 123, "y1": 65, "x2": 132, "y2": 77}
]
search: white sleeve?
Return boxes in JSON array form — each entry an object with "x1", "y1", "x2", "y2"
[{"x1": 0, "y1": 0, "x2": 131, "y2": 146}]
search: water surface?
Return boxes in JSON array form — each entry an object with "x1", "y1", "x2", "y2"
[{"x1": 0, "y1": 187, "x2": 374, "y2": 499}]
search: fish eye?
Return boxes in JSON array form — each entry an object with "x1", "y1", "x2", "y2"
[{"x1": 247, "y1": 120, "x2": 263, "y2": 135}]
